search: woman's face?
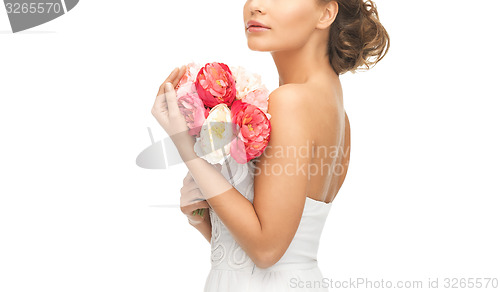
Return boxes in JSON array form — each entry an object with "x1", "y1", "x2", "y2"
[{"x1": 243, "y1": 0, "x2": 324, "y2": 52}]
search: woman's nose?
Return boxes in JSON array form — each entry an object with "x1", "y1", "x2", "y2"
[{"x1": 248, "y1": 0, "x2": 265, "y2": 15}]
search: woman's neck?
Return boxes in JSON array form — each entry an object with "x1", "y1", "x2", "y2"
[{"x1": 271, "y1": 33, "x2": 334, "y2": 87}]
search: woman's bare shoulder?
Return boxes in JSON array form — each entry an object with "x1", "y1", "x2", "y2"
[
  {"x1": 266, "y1": 84, "x2": 323, "y2": 141},
  {"x1": 269, "y1": 82, "x2": 339, "y2": 116},
  {"x1": 268, "y1": 83, "x2": 313, "y2": 108}
]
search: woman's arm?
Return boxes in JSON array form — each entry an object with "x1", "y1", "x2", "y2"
[{"x1": 179, "y1": 85, "x2": 317, "y2": 269}]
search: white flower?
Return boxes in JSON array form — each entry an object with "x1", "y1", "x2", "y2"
[
  {"x1": 230, "y1": 66, "x2": 264, "y2": 100},
  {"x1": 194, "y1": 104, "x2": 233, "y2": 164}
]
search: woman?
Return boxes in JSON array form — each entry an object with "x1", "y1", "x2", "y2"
[{"x1": 152, "y1": 0, "x2": 389, "y2": 290}]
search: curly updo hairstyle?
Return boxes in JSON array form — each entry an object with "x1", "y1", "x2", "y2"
[{"x1": 320, "y1": 0, "x2": 390, "y2": 75}]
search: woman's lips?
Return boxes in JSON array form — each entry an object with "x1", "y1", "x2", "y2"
[
  {"x1": 247, "y1": 26, "x2": 271, "y2": 33},
  {"x1": 246, "y1": 20, "x2": 270, "y2": 29},
  {"x1": 246, "y1": 20, "x2": 270, "y2": 32}
]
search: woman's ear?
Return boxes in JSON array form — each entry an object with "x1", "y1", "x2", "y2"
[{"x1": 317, "y1": 1, "x2": 338, "y2": 30}]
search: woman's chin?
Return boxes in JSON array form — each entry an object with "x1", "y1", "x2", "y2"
[{"x1": 246, "y1": 41, "x2": 271, "y2": 52}]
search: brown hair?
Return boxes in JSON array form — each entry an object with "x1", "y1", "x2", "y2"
[{"x1": 320, "y1": 0, "x2": 390, "y2": 75}]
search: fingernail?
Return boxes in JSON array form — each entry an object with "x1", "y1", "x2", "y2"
[{"x1": 165, "y1": 82, "x2": 173, "y2": 91}]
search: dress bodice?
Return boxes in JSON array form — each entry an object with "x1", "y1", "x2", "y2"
[{"x1": 208, "y1": 156, "x2": 332, "y2": 273}]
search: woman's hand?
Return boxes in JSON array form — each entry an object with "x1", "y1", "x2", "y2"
[
  {"x1": 180, "y1": 171, "x2": 210, "y2": 225},
  {"x1": 151, "y1": 66, "x2": 196, "y2": 159}
]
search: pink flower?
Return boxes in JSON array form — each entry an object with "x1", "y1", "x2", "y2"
[
  {"x1": 176, "y1": 83, "x2": 206, "y2": 137},
  {"x1": 176, "y1": 62, "x2": 202, "y2": 90},
  {"x1": 241, "y1": 88, "x2": 271, "y2": 119},
  {"x1": 195, "y1": 62, "x2": 236, "y2": 108},
  {"x1": 230, "y1": 100, "x2": 271, "y2": 164}
]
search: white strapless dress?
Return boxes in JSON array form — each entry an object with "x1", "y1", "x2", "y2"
[{"x1": 204, "y1": 157, "x2": 333, "y2": 292}]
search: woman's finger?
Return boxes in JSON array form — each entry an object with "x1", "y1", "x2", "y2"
[
  {"x1": 157, "y1": 67, "x2": 180, "y2": 97},
  {"x1": 187, "y1": 202, "x2": 210, "y2": 214},
  {"x1": 189, "y1": 200, "x2": 210, "y2": 210},
  {"x1": 164, "y1": 82, "x2": 181, "y2": 116},
  {"x1": 180, "y1": 200, "x2": 210, "y2": 214},
  {"x1": 173, "y1": 65, "x2": 187, "y2": 88},
  {"x1": 180, "y1": 188, "x2": 205, "y2": 206},
  {"x1": 159, "y1": 65, "x2": 185, "y2": 94},
  {"x1": 152, "y1": 88, "x2": 169, "y2": 120}
]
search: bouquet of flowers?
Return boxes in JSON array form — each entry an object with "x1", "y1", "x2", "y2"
[{"x1": 174, "y1": 61, "x2": 272, "y2": 216}]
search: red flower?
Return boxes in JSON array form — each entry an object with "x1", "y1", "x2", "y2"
[
  {"x1": 230, "y1": 100, "x2": 271, "y2": 163},
  {"x1": 195, "y1": 62, "x2": 237, "y2": 108}
]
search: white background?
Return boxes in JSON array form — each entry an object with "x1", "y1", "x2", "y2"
[{"x1": 1, "y1": 0, "x2": 499, "y2": 291}]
